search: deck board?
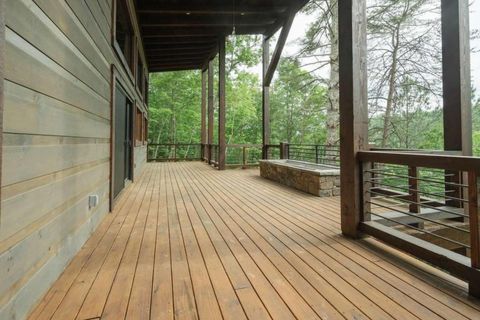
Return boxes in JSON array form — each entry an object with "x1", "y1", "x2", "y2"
[{"x1": 28, "y1": 162, "x2": 480, "y2": 320}]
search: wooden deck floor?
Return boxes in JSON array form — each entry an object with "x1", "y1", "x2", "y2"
[{"x1": 29, "y1": 162, "x2": 480, "y2": 320}]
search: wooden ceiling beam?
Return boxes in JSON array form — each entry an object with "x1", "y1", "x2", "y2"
[
  {"x1": 264, "y1": 11, "x2": 296, "y2": 86},
  {"x1": 151, "y1": 65, "x2": 202, "y2": 72},
  {"x1": 137, "y1": 3, "x2": 289, "y2": 15},
  {"x1": 146, "y1": 52, "x2": 210, "y2": 59},
  {"x1": 139, "y1": 14, "x2": 277, "y2": 27},
  {"x1": 146, "y1": 46, "x2": 216, "y2": 53},
  {"x1": 141, "y1": 26, "x2": 265, "y2": 38},
  {"x1": 147, "y1": 57, "x2": 207, "y2": 64},
  {"x1": 143, "y1": 37, "x2": 218, "y2": 46},
  {"x1": 150, "y1": 63, "x2": 202, "y2": 69}
]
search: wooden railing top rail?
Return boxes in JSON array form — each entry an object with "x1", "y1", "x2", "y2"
[
  {"x1": 289, "y1": 143, "x2": 339, "y2": 148},
  {"x1": 226, "y1": 144, "x2": 262, "y2": 148},
  {"x1": 358, "y1": 150, "x2": 480, "y2": 172},
  {"x1": 370, "y1": 148, "x2": 463, "y2": 155},
  {"x1": 148, "y1": 143, "x2": 201, "y2": 146}
]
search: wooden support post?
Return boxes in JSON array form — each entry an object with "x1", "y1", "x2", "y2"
[
  {"x1": 264, "y1": 12, "x2": 296, "y2": 87},
  {"x1": 218, "y1": 36, "x2": 226, "y2": 170},
  {"x1": 468, "y1": 171, "x2": 480, "y2": 297},
  {"x1": 262, "y1": 36, "x2": 270, "y2": 160},
  {"x1": 441, "y1": 0, "x2": 472, "y2": 155},
  {"x1": 339, "y1": 0, "x2": 369, "y2": 238},
  {"x1": 441, "y1": 0, "x2": 472, "y2": 207},
  {"x1": 201, "y1": 69, "x2": 207, "y2": 160},
  {"x1": 207, "y1": 60, "x2": 214, "y2": 164}
]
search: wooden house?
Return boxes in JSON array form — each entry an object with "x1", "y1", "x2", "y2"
[{"x1": 0, "y1": 1, "x2": 479, "y2": 319}]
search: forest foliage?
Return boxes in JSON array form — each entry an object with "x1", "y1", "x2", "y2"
[{"x1": 147, "y1": 0, "x2": 480, "y2": 156}]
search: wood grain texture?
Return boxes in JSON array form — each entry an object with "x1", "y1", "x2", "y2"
[
  {"x1": 441, "y1": 0, "x2": 472, "y2": 155},
  {"x1": 27, "y1": 163, "x2": 480, "y2": 320},
  {"x1": 1, "y1": 1, "x2": 148, "y2": 318},
  {"x1": 338, "y1": 0, "x2": 369, "y2": 237}
]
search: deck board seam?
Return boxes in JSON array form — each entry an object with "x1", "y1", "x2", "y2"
[{"x1": 225, "y1": 166, "x2": 480, "y2": 318}]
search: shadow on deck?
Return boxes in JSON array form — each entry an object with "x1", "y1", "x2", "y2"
[{"x1": 29, "y1": 162, "x2": 480, "y2": 320}]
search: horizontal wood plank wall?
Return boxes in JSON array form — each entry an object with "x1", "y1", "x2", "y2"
[
  {"x1": 0, "y1": 0, "x2": 148, "y2": 319},
  {"x1": 135, "y1": 145, "x2": 147, "y2": 178},
  {"x1": 0, "y1": 0, "x2": 4, "y2": 209}
]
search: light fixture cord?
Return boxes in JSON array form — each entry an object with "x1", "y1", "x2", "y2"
[{"x1": 232, "y1": 0, "x2": 236, "y2": 36}]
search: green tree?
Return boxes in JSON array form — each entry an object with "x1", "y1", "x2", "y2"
[
  {"x1": 148, "y1": 71, "x2": 202, "y2": 158},
  {"x1": 271, "y1": 58, "x2": 328, "y2": 144}
]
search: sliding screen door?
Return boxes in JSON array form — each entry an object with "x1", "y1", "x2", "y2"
[{"x1": 113, "y1": 85, "x2": 133, "y2": 199}]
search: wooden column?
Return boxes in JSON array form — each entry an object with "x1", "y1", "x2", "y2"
[
  {"x1": 338, "y1": 0, "x2": 368, "y2": 237},
  {"x1": 218, "y1": 36, "x2": 226, "y2": 170},
  {"x1": 441, "y1": 0, "x2": 472, "y2": 208},
  {"x1": 468, "y1": 171, "x2": 480, "y2": 297},
  {"x1": 262, "y1": 36, "x2": 270, "y2": 159},
  {"x1": 207, "y1": 60, "x2": 214, "y2": 164},
  {"x1": 201, "y1": 69, "x2": 207, "y2": 160},
  {"x1": 441, "y1": 0, "x2": 472, "y2": 155}
]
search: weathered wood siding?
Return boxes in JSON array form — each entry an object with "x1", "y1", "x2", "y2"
[
  {"x1": 0, "y1": 0, "x2": 148, "y2": 319},
  {"x1": 135, "y1": 145, "x2": 147, "y2": 178}
]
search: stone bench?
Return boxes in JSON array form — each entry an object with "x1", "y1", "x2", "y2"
[{"x1": 259, "y1": 160, "x2": 340, "y2": 197}]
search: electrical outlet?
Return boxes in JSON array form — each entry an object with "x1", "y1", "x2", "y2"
[{"x1": 88, "y1": 195, "x2": 99, "y2": 210}]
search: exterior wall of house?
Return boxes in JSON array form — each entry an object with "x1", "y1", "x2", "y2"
[
  {"x1": 135, "y1": 144, "x2": 147, "y2": 178},
  {"x1": 0, "y1": 1, "x2": 148, "y2": 319}
]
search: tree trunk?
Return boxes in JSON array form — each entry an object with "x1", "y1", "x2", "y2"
[
  {"x1": 381, "y1": 25, "x2": 400, "y2": 148},
  {"x1": 325, "y1": 0, "x2": 340, "y2": 147}
]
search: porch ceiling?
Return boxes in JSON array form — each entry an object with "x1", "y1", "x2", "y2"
[{"x1": 135, "y1": 0, "x2": 308, "y2": 72}]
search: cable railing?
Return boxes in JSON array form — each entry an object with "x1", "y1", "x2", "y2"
[
  {"x1": 358, "y1": 150, "x2": 480, "y2": 293},
  {"x1": 282, "y1": 143, "x2": 340, "y2": 167}
]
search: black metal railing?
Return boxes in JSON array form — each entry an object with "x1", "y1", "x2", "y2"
[
  {"x1": 225, "y1": 144, "x2": 263, "y2": 167},
  {"x1": 147, "y1": 143, "x2": 202, "y2": 162},
  {"x1": 148, "y1": 142, "x2": 340, "y2": 167},
  {"x1": 265, "y1": 144, "x2": 281, "y2": 160},
  {"x1": 282, "y1": 143, "x2": 340, "y2": 167}
]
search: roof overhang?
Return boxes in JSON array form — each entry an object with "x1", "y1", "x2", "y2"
[{"x1": 135, "y1": 0, "x2": 309, "y2": 72}]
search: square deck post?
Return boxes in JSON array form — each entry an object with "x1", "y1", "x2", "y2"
[
  {"x1": 338, "y1": 0, "x2": 369, "y2": 238},
  {"x1": 218, "y1": 36, "x2": 226, "y2": 170},
  {"x1": 262, "y1": 36, "x2": 270, "y2": 160},
  {"x1": 207, "y1": 60, "x2": 214, "y2": 164},
  {"x1": 441, "y1": 0, "x2": 472, "y2": 207},
  {"x1": 201, "y1": 68, "x2": 207, "y2": 160}
]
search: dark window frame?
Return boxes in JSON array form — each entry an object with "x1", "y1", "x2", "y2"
[
  {"x1": 136, "y1": 48, "x2": 145, "y2": 99},
  {"x1": 112, "y1": 0, "x2": 135, "y2": 78}
]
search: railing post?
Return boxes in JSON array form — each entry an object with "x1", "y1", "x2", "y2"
[
  {"x1": 243, "y1": 147, "x2": 247, "y2": 168},
  {"x1": 315, "y1": 145, "x2": 319, "y2": 164},
  {"x1": 468, "y1": 171, "x2": 480, "y2": 297},
  {"x1": 408, "y1": 166, "x2": 420, "y2": 214},
  {"x1": 280, "y1": 142, "x2": 288, "y2": 160},
  {"x1": 361, "y1": 161, "x2": 372, "y2": 222},
  {"x1": 263, "y1": 145, "x2": 269, "y2": 160}
]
